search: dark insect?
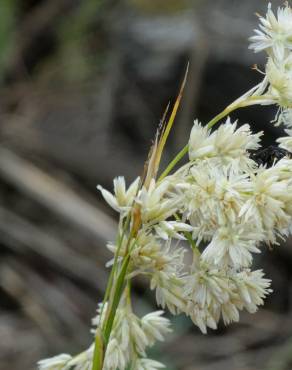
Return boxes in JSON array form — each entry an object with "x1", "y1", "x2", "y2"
[{"x1": 249, "y1": 145, "x2": 292, "y2": 168}]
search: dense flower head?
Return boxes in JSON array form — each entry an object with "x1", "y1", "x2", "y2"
[
  {"x1": 188, "y1": 118, "x2": 262, "y2": 171},
  {"x1": 183, "y1": 260, "x2": 272, "y2": 333},
  {"x1": 265, "y1": 55, "x2": 292, "y2": 108},
  {"x1": 234, "y1": 269, "x2": 272, "y2": 313},
  {"x1": 98, "y1": 112, "x2": 292, "y2": 337},
  {"x1": 249, "y1": 2, "x2": 292, "y2": 60},
  {"x1": 176, "y1": 161, "x2": 253, "y2": 242},
  {"x1": 150, "y1": 269, "x2": 186, "y2": 315},
  {"x1": 201, "y1": 224, "x2": 262, "y2": 268},
  {"x1": 240, "y1": 165, "x2": 292, "y2": 243},
  {"x1": 98, "y1": 114, "x2": 292, "y2": 333},
  {"x1": 248, "y1": 1, "x2": 292, "y2": 129}
]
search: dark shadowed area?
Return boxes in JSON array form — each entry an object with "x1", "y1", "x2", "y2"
[{"x1": 0, "y1": 0, "x2": 292, "y2": 369}]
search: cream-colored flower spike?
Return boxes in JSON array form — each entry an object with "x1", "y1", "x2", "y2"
[
  {"x1": 97, "y1": 176, "x2": 140, "y2": 215},
  {"x1": 38, "y1": 354, "x2": 72, "y2": 369},
  {"x1": 265, "y1": 55, "x2": 292, "y2": 108},
  {"x1": 188, "y1": 118, "x2": 262, "y2": 170},
  {"x1": 132, "y1": 358, "x2": 165, "y2": 370},
  {"x1": 201, "y1": 225, "x2": 262, "y2": 268},
  {"x1": 249, "y1": 2, "x2": 292, "y2": 60}
]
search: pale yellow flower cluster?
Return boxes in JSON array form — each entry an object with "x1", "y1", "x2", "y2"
[
  {"x1": 95, "y1": 113, "x2": 292, "y2": 335},
  {"x1": 249, "y1": 3, "x2": 292, "y2": 129}
]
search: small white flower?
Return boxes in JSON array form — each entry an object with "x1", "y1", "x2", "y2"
[
  {"x1": 186, "y1": 303, "x2": 218, "y2": 334},
  {"x1": 183, "y1": 261, "x2": 237, "y2": 333},
  {"x1": 275, "y1": 108, "x2": 292, "y2": 128},
  {"x1": 178, "y1": 162, "x2": 252, "y2": 243},
  {"x1": 234, "y1": 269, "x2": 272, "y2": 313},
  {"x1": 130, "y1": 317, "x2": 149, "y2": 356},
  {"x1": 150, "y1": 270, "x2": 186, "y2": 314},
  {"x1": 97, "y1": 176, "x2": 140, "y2": 215},
  {"x1": 188, "y1": 118, "x2": 262, "y2": 170},
  {"x1": 67, "y1": 346, "x2": 93, "y2": 370},
  {"x1": 141, "y1": 311, "x2": 172, "y2": 345},
  {"x1": 132, "y1": 358, "x2": 165, "y2": 370},
  {"x1": 277, "y1": 135, "x2": 292, "y2": 152},
  {"x1": 188, "y1": 120, "x2": 213, "y2": 159},
  {"x1": 272, "y1": 158, "x2": 292, "y2": 183},
  {"x1": 103, "y1": 338, "x2": 127, "y2": 370},
  {"x1": 249, "y1": 2, "x2": 292, "y2": 60},
  {"x1": 184, "y1": 263, "x2": 231, "y2": 307},
  {"x1": 201, "y1": 224, "x2": 262, "y2": 268},
  {"x1": 137, "y1": 179, "x2": 179, "y2": 224},
  {"x1": 154, "y1": 220, "x2": 193, "y2": 240},
  {"x1": 38, "y1": 354, "x2": 72, "y2": 370},
  {"x1": 220, "y1": 300, "x2": 240, "y2": 326},
  {"x1": 265, "y1": 55, "x2": 292, "y2": 108},
  {"x1": 91, "y1": 302, "x2": 108, "y2": 330},
  {"x1": 240, "y1": 167, "x2": 291, "y2": 242},
  {"x1": 277, "y1": 126, "x2": 292, "y2": 153}
]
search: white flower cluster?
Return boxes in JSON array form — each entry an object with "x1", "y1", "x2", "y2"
[
  {"x1": 169, "y1": 118, "x2": 292, "y2": 332},
  {"x1": 38, "y1": 303, "x2": 171, "y2": 370},
  {"x1": 188, "y1": 118, "x2": 262, "y2": 171},
  {"x1": 99, "y1": 176, "x2": 191, "y2": 315},
  {"x1": 99, "y1": 110, "x2": 292, "y2": 333},
  {"x1": 38, "y1": 4, "x2": 292, "y2": 369},
  {"x1": 249, "y1": 3, "x2": 292, "y2": 136}
]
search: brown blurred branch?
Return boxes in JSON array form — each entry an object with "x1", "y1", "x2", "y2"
[{"x1": 0, "y1": 147, "x2": 116, "y2": 245}]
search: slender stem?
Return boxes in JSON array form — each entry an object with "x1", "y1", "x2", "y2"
[
  {"x1": 158, "y1": 95, "x2": 261, "y2": 180},
  {"x1": 91, "y1": 254, "x2": 131, "y2": 370},
  {"x1": 207, "y1": 95, "x2": 269, "y2": 129},
  {"x1": 206, "y1": 106, "x2": 233, "y2": 129},
  {"x1": 158, "y1": 144, "x2": 189, "y2": 181},
  {"x1": 103, "y1": 254, "x2": 131, "y2": 346},
  {"x1": 91, "y1": 328, "x2": 104, "y2": 370},
  {"x1": 100, "y1": 214, "x2": 131, "y2": 329},
  {"x1": 91, "y1": 213, "x2": 131, "y2": 370}
]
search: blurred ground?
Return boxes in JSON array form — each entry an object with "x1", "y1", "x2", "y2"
[{"x1": 1, "y1": 0, "x2": 292, "y2": 369}]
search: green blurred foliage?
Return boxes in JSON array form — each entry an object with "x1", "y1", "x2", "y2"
[{"x1": 56, "y1": 0, "x2": 106, "y2": 83}]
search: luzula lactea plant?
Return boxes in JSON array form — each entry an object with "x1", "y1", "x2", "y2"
[{"x1": 39, "y1": 3, "x2": 292, "y2": 370}]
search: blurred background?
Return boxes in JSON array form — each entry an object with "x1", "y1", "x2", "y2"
[{"x1": 1, "y1": 0, "x2": 292, "y2": 369}]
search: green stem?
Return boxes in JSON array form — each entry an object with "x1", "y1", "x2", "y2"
[
  {"x1": 100, "y1": 214, "x2": 131, "y2": 325},
  {"x1": 103, "y1": 254, "x2": 131, "y2": 346},
  {"x1": 91, "y1": 254, "x2": 130, "y2": 370},
  {"x1": 206, "y1": 105, "x2": 234, "y2": 129},
  {"x1": 158, "y1": 95, "x2": 259, "y2": 181},
  {"x1": 91, "y1": 214, "x2": 132, "y2": 370},
  {"x1": 91, "y1": 328, "x2": 104, "y2": 370},
  {"x1": 158, "y1": 144, "x2": 189, "y2": 181}
]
